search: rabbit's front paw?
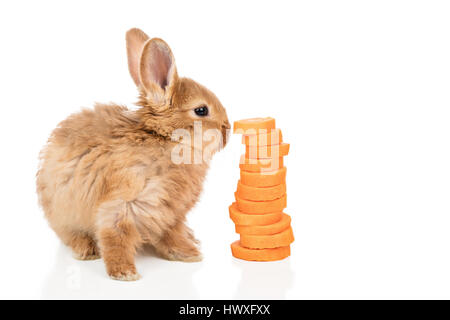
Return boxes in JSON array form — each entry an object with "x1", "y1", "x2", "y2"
[
  {"x1": 165, "y1": 250, "x2": 203, "y2": 262},
  {"x1": 155, "y1": 222, "x2": 203, "y2": 262},
  {"x1": 156, "y1": 240, "x2": 203, "y2": 262},
  {"x1": 107, "y1": 264, "x2": 141, "y2": 281}
]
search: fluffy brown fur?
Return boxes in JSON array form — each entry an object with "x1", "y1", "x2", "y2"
[{"x1": 36, "y1": 28, "x2": 230, "y2": 281}]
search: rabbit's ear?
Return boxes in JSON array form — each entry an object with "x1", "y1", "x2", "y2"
[
  {"x1": 139, "y1": 38, "x2": 178, "y2": 104},
  {"x1": 126, "y1": 28, "x2": 150, "y2": 87}
]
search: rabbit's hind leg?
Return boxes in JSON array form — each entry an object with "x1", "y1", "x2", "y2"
[
  {"x1": 70, "y1": 232, "x2": 100, "y2": 260},
  {"x1": 55, "y1": 228, "x2": 100, "y2": 260}
]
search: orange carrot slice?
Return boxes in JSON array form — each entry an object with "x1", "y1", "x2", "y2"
[
  {"x1": 235, "y1": 193, "x2": 287, "y2": 214},
  {"x1": 239, "y1": 155, "x2": 284, "y2": 173},
  {"x1": 229, "y1": 203, "x2": 282, "y2": 226},
  {"x1": 245, "y1": 143, "x2": 290, "y2": 159},
  {"x1": 233, "y1": 117, "x2": 275, "y2": 134},
  {"x1": 242, "y1": 128, "x2": 283, "y2": 146},
  {"x1": 236, "y1": 180, "x2": 286, "y2": 201},
  {"x1": 240, "y1": 227, "x2": 295, "y2": 249},
  {"x1": 240, "y1": 167, "x2": 287, "y2": 187},
  {"x1": 236, "y1": 213, "x2": 291, "y2": 235},
  {"x1": 230, "y1": 241, "x2": 290, "y2": 261}
]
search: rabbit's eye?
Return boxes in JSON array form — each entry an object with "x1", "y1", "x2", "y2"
[{"x1": 194, "y1": 106, "x2": 209, "y2": 116}]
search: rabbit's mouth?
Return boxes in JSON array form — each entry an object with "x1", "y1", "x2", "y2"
[
  {"x1": 221, "y1": 126, "x2": 230, "y2": 148},
  {"x1": 221, "y1": 119, "x2": 231, "y2": 148}
]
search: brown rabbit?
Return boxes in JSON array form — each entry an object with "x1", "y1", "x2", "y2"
[{"x1": 36, "y1": 28, "x2": 230, "y2": 281}]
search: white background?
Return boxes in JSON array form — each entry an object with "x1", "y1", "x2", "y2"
[{"x1": 0, "y1": 0, "x2": 449, "y2": 299}]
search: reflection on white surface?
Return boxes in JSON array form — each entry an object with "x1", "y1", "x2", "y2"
[
  {"x1": 232, "y1": 258, "x2": 294, "y2": 299},
  {"x1": 41, "y1": 245, "x2": 202, "y2": 299},
  {"x1": 40, "y1": 244, "x2": 295, "y2": 300}
]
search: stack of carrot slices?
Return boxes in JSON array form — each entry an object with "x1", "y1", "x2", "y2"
[{"x1": 229, "y1": 117, "x2": 294, "y2": 261}]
